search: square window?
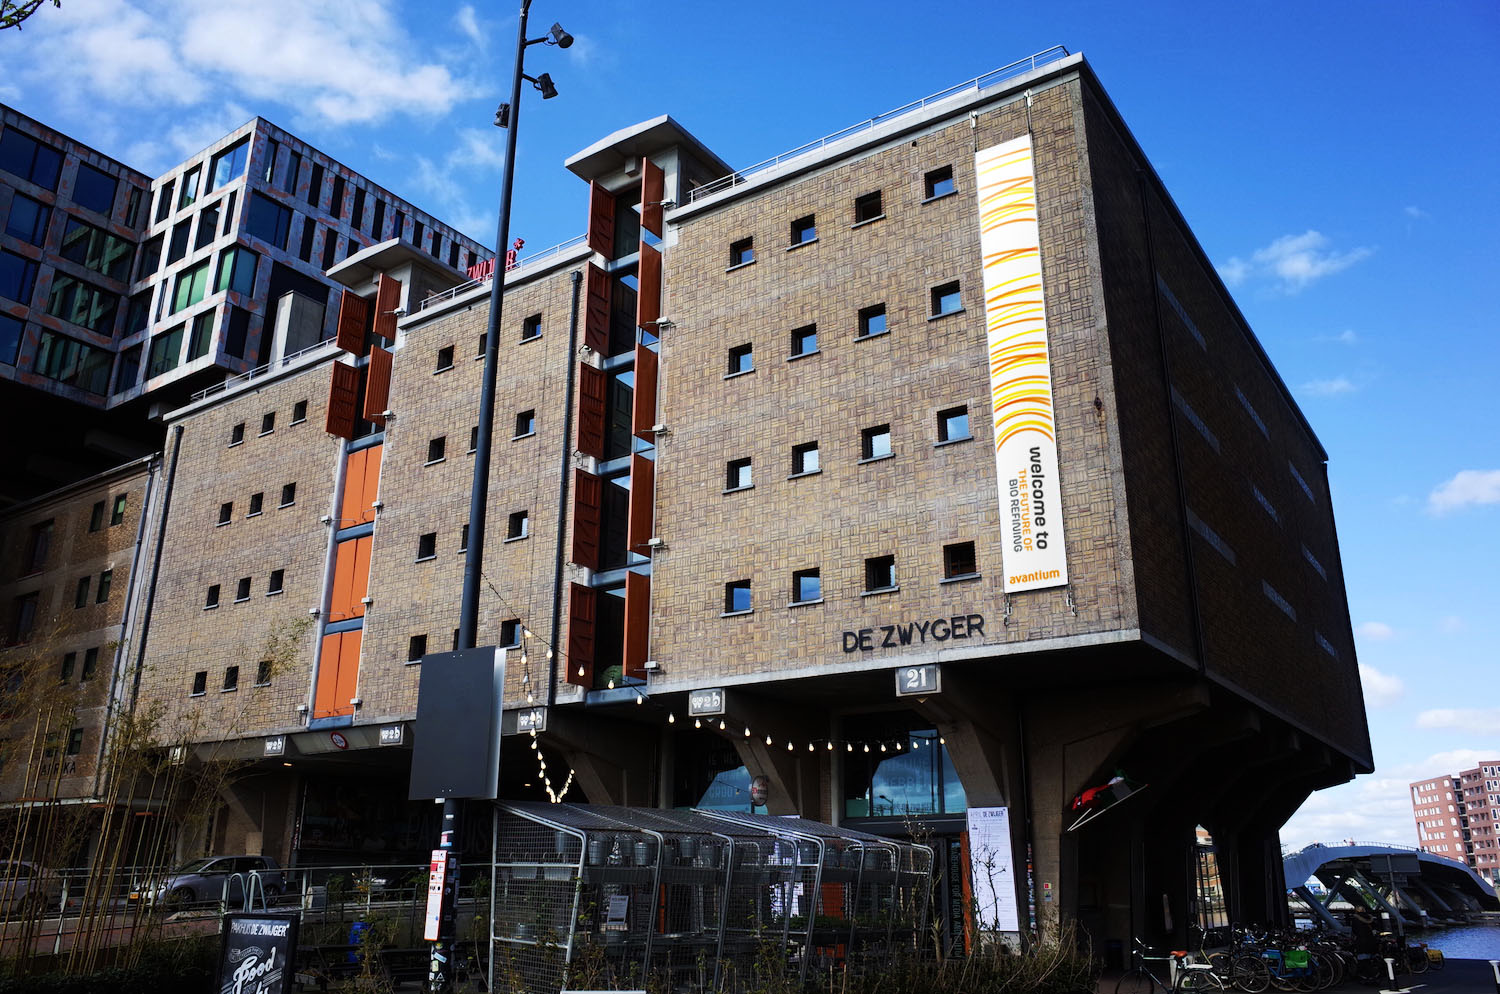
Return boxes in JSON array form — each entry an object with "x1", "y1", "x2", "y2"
[
  {"x1": 864, "y1": 554, "x2": 896, "y2": 592},
  {"x1": 96, "y1": 569, "x2": 112, "y2": 603},
  {"x1": 854, "y1": 191, "x2": 883, "y2": 224},
  {"x1": 861, "y1": 424, "x2": 892, "y2": 461},
  {"x1": 724, "y1": 580, "x2": 752, "y2": 614},
  {"x1": 267, "y1": 569, "x2": 284, "y2": 595},
  {"x1": 521, "y1": 314, "x2": 542, "y2": 341},
  {"x1": 205, "y1": 584, "x2": 221, "y2": 609},
  {"x1": 938, "y1": 405, "x2": 970, "y2": 443},
  {"x1": 499, "y1": 618, "x2": 521, "y2": 647},
  {"x1": 291, "y1": 399, "x2": 308, "y2": 424},
  {"x1": 280, "y1": 482, "x2": 296, "y2": 507},
  {"x1": 427, "y1": 436, "x2": 447, "y2": 463},
  {"x1": 234, "y1": 577, "x2": 251, "y2": 602},
  {"x1": 468, "y1": 425, "x2": 479, "y2": 453},
  {"x1": 930, "y1": 281, "x2": 962, "y2": 317},
  {"x1": 435, "y1": 345, "x2": 454, "y2": 371},
  {"x1": 790, "y1": 215, "x2": 817, "y2": 246},
  {"x1": 792, "y1": 568, "x2": 821, "y2": 604},
  {"x1": 857, "y1": 303, "x2": 887, "y2": 339},
  {"x1": 727, "y1": 343, "x2": 753, "y2": 375},
  {"x1": 729, "y1": 237, "x2": 754, "y2": 267},
  {"x1": 944, "y1": 541, "x2": 978, "y2": 579},
  {"x1": 255, "y1": 660, "x2": 272, "y2": 686},
  {"x1": 260, "y1": 412, "x2": 275, "y2": 435},
  {"x1": 514, "y1": 409, "x2": 535, "y2": 437},
  {"x1": 191, "y1": 670, "x2": 207, "y2": 695},
  {"x1": 792, "y1": 442, "x2": 819, "y2": 476},
  {"x1": 218, "y1": 501, "x2": 233, "y2": 525},
  {"x1": 74, "y1": 575, "x2": 90, "y2": 608},
  {"x1": 222, "y1": 665, "x2": 239, "y2": 692},
  {"x1": 248, "y1": 491, "x2": 264, "y2": 516},
  {"x1": 417, "y1": 532, "x2": 437, "y2": 560},
  {"x1": 110, "y1": 493, "x2": 126, "y2": 525},
  {"x1": 790, "y1": 324, "x2": 818, "y2": 358},
  {"x1": 89, "y1": 500, "x2": 105, "y2": 532},
  {"x1": 506, "y1": 510, "x2": 529, "y2": 540},
  {"x1": 459, "y1": 524, "x2": 469, "y2": 553},
  {"x1": 60, "y1": 652, "x2": 76, "y2": 682},
  {"x1": 407, "y1": 634, "x2": 427, "y2": 662},
  {"x1": 924, "y1": 165, "x2": 955, "y2": 200},
  {"x1": 726, "y1": 458, "x2": 752, "y2": 491},
  {"x1": 229, "y1": 423, "x2": 245, "y2": 446},
  {"x1": 81, "y1": 646, "x2": 98, "y2": 679}
]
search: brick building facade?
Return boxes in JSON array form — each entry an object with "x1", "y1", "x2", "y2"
[{"x1": 1412, "y1": 762, "x2": 1500, "y2": 886}]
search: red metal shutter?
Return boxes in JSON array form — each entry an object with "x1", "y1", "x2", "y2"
[
  {"x1": 639, "y1": 157, "x2": 664, "y2": 238},
  {"x1": 636, "y1": 243, "x2": 661, "y2": 330},
  {"x1": 627, "y1": 453, "x2": 654, "y2": 556},
  {"x1": 576, "y1": 364, "x2": 606, "y2": 459},
  {"x1": 566, "y1": 583, "x2": 597, "y2": 687},
  {"x1": 623, "y1": 571, "x2": 650, "y2": 680},
  {"x1": 571, "y1": 469, "x2": 602, "y2": 570},
  {"x1": 372, "y1": 273, "x2": 401, "y2": 341},
  {"x1": 334, "y1": 290, "x2": 369, "y2": 353},
  {"x1": 325, "y1": 361, "x2": 359, "y2": 439},
  {"x1": 584, "y1": 263, "x2": 610, "y2": 356},
  {"x1": 363, "y1": 345, "x2": 392, "y2": 425},
  {"x1": 587, "y1": 181, "x2": 615, "y2": 258},
  {"x1": 632, "y1": 345, "x2": 657, "y2": 441}
]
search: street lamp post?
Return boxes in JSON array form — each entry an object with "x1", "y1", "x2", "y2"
[{"x1": 427, "y1": 5, "x2": 570, "y2": 992}]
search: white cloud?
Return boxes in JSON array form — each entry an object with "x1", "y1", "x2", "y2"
[
  {"x1": 1427, "y1": 469, "x2": 1500, "y2": 515},
  {"x1": 1216, "y1": 257, "x2": 1251, "y2": 287},
  {"x1": 1333, "y1": 329, "x2": 1358, "y2": 345},
  {"x1": 1358, "y1": 664, "x2": 1405, "y2": 708},
  {"x1": 1219, "y1": 230, "x2": 1373, "y2": 292},
  {"x1": 448, "y1": 128, "x2": 506, "y2": 171},
  {"x1": 1281, "y1": 776, "x2": 1419, "y2": 853},
  {"x1": 1404, "y1": 205, "x2": 1430, "y2": 219},
  {"x1": 1415, "y1": 709, "x2": 1500, "y2": 736},
  {"x1": 454, "y1": 5, "x2": 483, "y2": 46},
  {"x1": 1300, "y1": 376, "x2": 1356, "y2": 397},
  {"x1": 1355, "y1": 621, "x2": 1394, "y2": 641}
]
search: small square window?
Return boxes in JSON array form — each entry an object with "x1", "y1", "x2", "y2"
[
  {"x1": 229, "y1": 423, "x2": 245, "y2": 446},
  {"x1": 74, "y1": 576, "x2": 90, "y2": 608},
  {"x1": 89, "y1": 501, "x2": 105, "y2": 532},
  {"x1": 96, "y1": 569, "x2": 112, "y2": 603},
  {"x1": 725, "y1": 458, "x2": 752, "y2": 492},
  {"x1": 861, "y1": 424, "x2": 892, "y2": 461},
  {"x1": 248, "y1": 492, "x2": 264, "y2": 516},
  {"x1": 267, "y1": 569, "x2": 284, "y2": 595},
  {"x1": 792, "y1": 568, "x2": 821, "y2": 604},
  {"x1": 924, "y1": 165, "x2": 955, "y2": 200},
  {"x1": 514, "y1": 410, "x2": 535, "y2": 437},
  {"x1": 417, "y1": 532, "x2": 437, "y2": 560},
  {"x1": 521, "y1": 314, "x2": 542, "y2": 341},
  {"x1": 222, "y1": 665, "x2": 239, "y2": 692},
  {"x1": 468, "y1": 425, "x2": 479, "y2": 453},
  {"x1": 280, "y1": 482, "x2": 296, "y2": 507},
  {"x1": 255, "y1": 660, "x2": 273, "y2": 686},
  {"x1": 499, "y1": 618, "x2": 521, "y2": 647},
  {"x1": 81, "y1": 646, "x2": 98, "y2": 679},
  {"x1": 435, "y1": 345, "x2": 454, "y2": 371},
  {"x1": 854, "y1": 191, "x2": 883, "y2": 224},
  {"x1": 790, "y1": 324, "x2": 818, "y2": 358},
  {"x1": 60, "y1": 652, "x2": 76, "y2": 682},
  {"x1": 190, "y1": 670, "x2": 207, "y2": 695},
  {"x1": 291, "y1": 399, "x2": 308, "y2": 424},
  {"x1": 218, "y1": 501, "x2": 233, "y2": 525},
  {"x1": 234, "y1": 576, "x2": 251, "y2": 602},
  {"x1": 790, "y1": 215, "x2": 817, "y2": 246},
  {"x1": 792, "y1": 442, "x2": 819, "y2": 476},
  {"x1": 727, "y1": 343, "x2": 754, "y2": 376},
  {"x1": 427, "y1": 436, "x2": 447, "y2": 463},
  {"x1": 930, "y1": 281, "x2": 962, "y2": 317},
  {"x1": 407, "y1": 634, "x2": 427, "y2": 662},
  {"x1": 857, "y1": 303, "x2": 887, "y2": 339},
  {"x1": 111, "y1": 494, "x2": 127, "y2": 525},
  {"x1": 205, "y1": 584, "x2": 221, "y2": 609},
  {"x1": 506, "y1": 510, "x2": 529, "y2": 540},
  {"x1": 864, "y1": 554, "x2": 896, "y2": 592},
  {"x1": 944, "y1": 541, "x2": 978, "y2": 580},
  {"x1": 724, "y1": 580, "x2": 752, "y2": 614},
  {"x1": 938, "y1": 405, "x2": 971, "y2": 443},
  {"x1": 260, "y1": 412, "x2": 275, "y2": 435},
  {"x1": 729, "y1": 237, "x2": 755, "y2": 267},
  {"x1": 459, "y1": 524, "x2": 469, "y2": 553}
]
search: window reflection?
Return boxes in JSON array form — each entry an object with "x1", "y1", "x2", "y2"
[{"x1": 843, "y1": 719, "x2": 965, "y2": 819}]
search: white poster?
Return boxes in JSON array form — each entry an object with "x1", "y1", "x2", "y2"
[
  {"x1": 966, "y1": 806, "x2": 1020, "y2": 932},
  {"x1": 974, "y1": 136, "x2": 1069, "y2": 592}
]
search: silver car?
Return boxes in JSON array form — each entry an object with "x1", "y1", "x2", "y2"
[
  {"x1": 136, "y1": 854, "x2": 286, "y2": 906},
  {"x1": 0, "y1": 860, "x2": 63, "y2": 915}
]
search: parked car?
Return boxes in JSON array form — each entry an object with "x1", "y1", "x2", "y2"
[
  {"x1": 0, "y1": 860, "x2": 63, "y2": 915},
  {"x1": 130, "y1": 855, "x2": 286, "y2": 906}
]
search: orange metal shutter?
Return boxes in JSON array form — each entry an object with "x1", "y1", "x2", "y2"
[
  {"x1": 372, "y1": 274, "x2": 401, "y2": 341},
  {"x1": 330, "y1": 539, "x2": 359, "y2": 622},
  {"x1": 325, "y1": 361, "x2": 360, "y2": 439},
  {"x1": 639, "y1": 158, "x2": 664, "y2": 238},
  {"x1": 576, "y1": 364, "x2": 606, "y2": 459},
  {"x1": 632, "y1": 345, "x2": 657, "y2": 441},
  {"x1": 571, "y1": 469, "x2": 602, "y2": 570},
  {"x1": 350, "y1": 535, "x2": 372, "y2": 610},
  {"x1": 566, "y1": 583, "x2": 597, "y2": 686},
  {"x1": 583, "y1": 263, "x2": 610, "y2": 355},
  {"x1": 314, "y1": 632, "x2": 357, "y2": 717},
  {"x1": 334, "y1": 630, "x2": 362, "y2": 714},
  {"x1": 363, "y1": 345, "x2": 392, "y2": 425},
  {"x1": 340, "y1": 448, "x2": 367, "y2": 524},
  {"x1": 334, "y1": 290, "x2": 369, "y2": 354},
  {"x1": 636, "y1": 243, "x2": 661, "y2": 329},
  {"x1": 586, "y1": 181, "x2": 615, "y2": 257},
  {"x1": 361, "y1": 444, "x2": 383, "y2": 508},
  {"x1": 627, "y1": 453, "x2": 654, "y2": 556},
  {"x1": 623, "y1": 571, "x2": 650, "y2": 680}
]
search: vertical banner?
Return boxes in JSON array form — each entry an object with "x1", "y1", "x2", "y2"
[
  {"x1": 974, "y1": 136, "x2": 1068, "y2": 592},
  {"x1": 965, "y1": 806, "x2": 1020, "y2": 933},
  {"x1": 218, "y1": 913, "x2": 299, "y2": 994}
]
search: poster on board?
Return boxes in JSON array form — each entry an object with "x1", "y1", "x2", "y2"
[
  {"x1": 966, "y1": 806, "x2": 1020, "y2": 932},
  {"x1": 218, "y1": 912, "x2": 299, "y2": 994}
]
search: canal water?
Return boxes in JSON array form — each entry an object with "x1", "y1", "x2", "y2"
[{"x1": 1410, "y1": 921, "x2": 1500, "y2": 959}]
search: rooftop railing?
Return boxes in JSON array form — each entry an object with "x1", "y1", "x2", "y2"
[
  {"x1": 188, "y1": 338, "x2": 338, "y2": 403},
  {"x1": 419, "y1": 233, "x2": 587, "y2": 312},
  {"x1": 689, "y1": 46, "x2": 1070, "y2": 203}
]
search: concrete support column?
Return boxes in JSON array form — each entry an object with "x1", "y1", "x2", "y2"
[{"x1": 546, "y1": 711, "x2": 657, "y2": 807}]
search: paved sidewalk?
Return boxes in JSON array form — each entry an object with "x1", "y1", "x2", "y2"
[{"x1": 1094, "y1": 958, "x2": 1499, "y2": 992}]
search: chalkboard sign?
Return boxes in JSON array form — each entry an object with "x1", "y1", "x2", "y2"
[{"x1": 218, "y1": 912, "x2": 299, "y2": 994}]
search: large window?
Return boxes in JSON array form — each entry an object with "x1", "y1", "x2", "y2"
[
  {"x1": 245, "y1": 192, "x2": 292, "y2": 250},
  {"x1": 5, "y1": 193, "x2": 50, "y2": 246},
  {"x1": 146, "y1": 325, "x2": 183, "y2": 378},
  {"x1": 73, "y1": 162, "x2": 118, "y2": 215},
  {"x1": 195, "y1": 201, "x2": 221, "y2": 250},
  {"x1": 0, "y1": 314, "x2": 23, "y2": 366},
  {"x1": 0, "y1": 249, "x2": 39, "y2": 304},
  {"x1": 842, "y1": 714, "x2": 965, "y2": 819},
  {"x1": 171, "y1": 260, "x2": 210, "y2": 313},
  {"x1": 208, "y1": 138, "x2": 249, "y2": 192},
  {"x1": 46, "y1": 273, "x2": 118, "y2": 334},
  {"x1": 187, "y1": 310, "x2": 215, "y2": 361},
  {"x1": 33, "y1": 331, "x2": 111, "y2": 394},
  {"x1": 215, "y1": 246, "x2": 258, "y2": 296},
  {"x1": 0, "y1": 129, "x2": 63, "y2": 190},
  {"x1": 59, "y1": 216, "x2": 133, "y2": 280},
  {"x1": 178, "y1": 166, "x2": 201, "y2": 210}
]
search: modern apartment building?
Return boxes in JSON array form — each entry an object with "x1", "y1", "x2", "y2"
[
  {"x1": 2, "y1": 49, "x2": 1370, "y2": 957},
  {"x1": 1411, "y1": 762, "x2": 1500, "y2": 886}
]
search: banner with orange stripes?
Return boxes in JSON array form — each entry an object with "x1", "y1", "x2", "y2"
[{"x1": 975, "y1": 135, "x2": 1068, "y2": 593}]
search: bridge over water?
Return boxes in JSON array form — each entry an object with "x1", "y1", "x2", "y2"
[{"x1": 1284, "y1": 842, "x2": 1499, "y2": 932}]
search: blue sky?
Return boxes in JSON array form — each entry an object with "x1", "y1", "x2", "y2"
[{"x1": 5, "y1": 0, "x2": 1497, "y2": 849}]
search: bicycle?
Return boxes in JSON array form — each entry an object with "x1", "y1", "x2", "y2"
[{"x1": 1116, "y1": 937, "x2": 1226, "y2": 992}]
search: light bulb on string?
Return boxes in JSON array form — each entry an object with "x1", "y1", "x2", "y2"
[
  {"x1": 523, "y1": 629, "x2": 532, "y2": 639},
  {"x1": 880, "y1": 743, "x2": 887, "y2": 752},
  {"x1": 743, "y1": 727, "x2": 751, "y2": 738},
  {"x1": 765, "y1": 735, "x2": 773, "y2": 746},
  {"x1": 846, "y1": 743, "x2": 853, "y2": 752},
  {"x1": 635, "y1": 694, "x2": 643, "y2": 705},
  {"x1": 608, "y1": 680, "x2": 615, "y2": 689},
  {"x1": 719, "y1": 720, "x2": 726, "y2": 731},
  {"x1": 694, "y1": 718, "x2": 701, "y2": 729},
  {"x1": 785, "y1": 741, "x2": 793, "y2": 751},
  {"x1": 939, "y1": 737, "x2": 945, "y2": 745},
  {"x1": 826, "y1": 742, "x2": 833, "y2": 751},
  {"x1": 808, "y1": 743, "x2": 814, "y2": 752},
  {"x1": 668, "y1": 713, "x2": 675, "y2": 723},
  {"x1": 863, "y1": 744, "x2": 870, "y2": 753},
  {"x1": 520, "y1": 654, "x2": 527, "y2": 665}
]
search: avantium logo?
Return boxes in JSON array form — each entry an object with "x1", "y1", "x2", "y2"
[{"x1": 1007, "y1": 568, "x2": 1061, "y2": 586}]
